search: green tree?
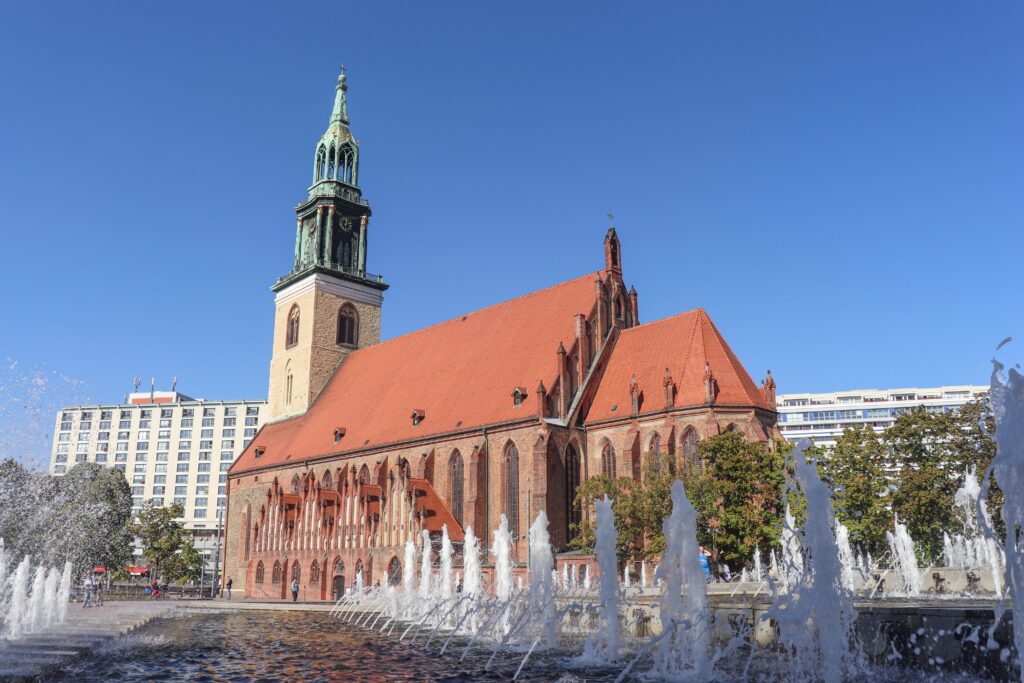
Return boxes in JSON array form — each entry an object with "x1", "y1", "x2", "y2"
[
  {"x1": 818, "y1": 426, "x2": 891, "y2": 557},
  {"x1": 567, "y1": 452, "x2": 676, "y2": 562},
  {"x1": 887, "y1": 406, "x2": 982, "y2": 560},
  {"x1": 135, "y1": 502, "x2": 204, "y2": 582},
  {"x1": 686, "y1": 432, "x2": 787, "y2": 568},
  {"x1": 0, "y1": 460, "x2": 132, "y2": 574}
]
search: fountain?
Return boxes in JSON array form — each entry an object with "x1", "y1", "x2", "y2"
[
  {"x1": 766, "y1": 442, "x2": 860, "y2": 683},
  {"x1": 492, "y1": 514, "x2": 512, "y2": 603},
  {"x1": 652, "y1": 480, "x2": 709, "y2": 678},
  {"x1": 988, "y1": 349, "x2": 1024, "y2": 675},
  {"x1": 887, "y1": 516, "x2": 923, "y2": 596},
  {"x1": 418, "y1": 529, "x2": 432, "y2": 602},
  {"x1": 440, "y1": 524, "x2": 453, "y2": 600},
  {"x1": 581, "y1": 495, "x2": 619, "y2": 663},
  {"x1": 526, "y1": 510, "x2": 556, "y2": 648}
]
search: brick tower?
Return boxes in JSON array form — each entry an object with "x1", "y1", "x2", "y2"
[{"x1": 266, "y1": 68, "x2": 388, "y2": 421}]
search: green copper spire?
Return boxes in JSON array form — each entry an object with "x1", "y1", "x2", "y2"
[
  {"x1": 331, "y1": 65, "x2": 349, "y2": 125},
  {"x1": 310, "y1": 67, "x2": 360, "y2": 199}
]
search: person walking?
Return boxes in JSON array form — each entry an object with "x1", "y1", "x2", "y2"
[
  {"x1": 82, "y1": 575, "x2": 95, "y2": 608},
  {"x1": 291, "y1": 578, "x2": 299, "y2": 602},
  {"x1": 226, "y1": 577, "x2": 233, "y2": 600},
  {"x1": 698, "y1": 546, "x2": 711, "y2": 584}
]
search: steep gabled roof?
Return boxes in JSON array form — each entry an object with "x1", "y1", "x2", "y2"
[
  {"x1": 585, "y1": 309, "x2": 771, "y2": 423},
  {"x1": 232, "y1": 272, "x2": 600, "y2": 474}
]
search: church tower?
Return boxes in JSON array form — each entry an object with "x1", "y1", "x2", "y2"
[{"x1": 266, "y1": 69, "x2": 388, "y2": 421}]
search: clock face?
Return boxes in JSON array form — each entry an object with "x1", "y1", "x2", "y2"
[{"x1": 340, "y1": 216, "x2": 353, "y2": 232}]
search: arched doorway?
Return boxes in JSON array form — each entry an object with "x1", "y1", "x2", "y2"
[{"x1": 332, "y1": 558, "x2": 345, "y2": 600}]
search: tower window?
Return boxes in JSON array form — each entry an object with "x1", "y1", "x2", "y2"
[
  {"x1": 285, "y1": 305, "x2": 300, "y2": 348},
  {"x1": 327, "y1": 145, "x2": 336, "y2": 179},
  {"x1": 337, "y1": 304, "x2": 358, "y2": 346}
]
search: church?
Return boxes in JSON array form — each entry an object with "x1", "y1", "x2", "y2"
[{"x1": 222, "y1": 70, "x2": 779, "y2": 600}]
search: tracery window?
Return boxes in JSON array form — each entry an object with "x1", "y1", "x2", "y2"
[
  {"x1": 449, "y1": 450, "x2": 464, "y2": 527},
  {"x1": 291, "y1": 560, "x2": 301, "y2": 584},
  {"x1": 327, "y1": 145, "x2": 336, "y2": 179},
  {"x1": 310, "y1": 560, "x2": 320, "y2": 586},
  {"x1": 565, "y1": 445, "x2": 581, "y2": 542},
  {"x1": 649, "y1": 433, "x2": 661, "y2": 474},
  {"x1": 681, "y1": 428, "x2": 698, "y2": 474},
  {"x1": 337, "y1": 304, "x2": 358, "y2": 346},
  {"x1": 504, "y1": 441, "x2": 520, "y2": 540},
  {"x1": 601, "y1": 441, "x2": 616, "y2": 479},
  {"x1": 255, "y1": 561, "x2": 265, "y2": 584},
  {"x1": 272, "y1": 561, "x2": 282, "y2": 584},
  {"x1": 286, "y1": 305, "x2": 300, "y2": 348}
]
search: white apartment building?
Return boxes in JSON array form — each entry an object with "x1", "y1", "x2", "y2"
[
  {"x1": 49, "y1": 390, "x2": 267, "y2": 573},
  {"x1": 776, "y1": 385, "x2": 988, "y2": 447}
]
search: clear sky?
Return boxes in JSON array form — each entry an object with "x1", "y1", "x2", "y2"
[{"x1": 1, "y1": 2, "x2": 1021, "y2": 423}]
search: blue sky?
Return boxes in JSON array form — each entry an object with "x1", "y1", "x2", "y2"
[{"x1": 1, "y1": 1, "x2": 1021, "y2": 418}]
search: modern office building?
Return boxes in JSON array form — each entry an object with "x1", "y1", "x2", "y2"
[
  {"x1": 49, "y1": 390, "x2": 267, "y2": 574},
  {"x1": 776, "y1": 385, "x2": 988, "y2": 447}
]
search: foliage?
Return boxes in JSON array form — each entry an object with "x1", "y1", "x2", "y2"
[
  {"x1": 685, "y1": 433, "x2": 787, "y2": 568},
  {"x1": 887, "y1": 399, "x2": 1001, "y2": 561},
  {"x1": 817, "y1": 426, "x2": 891, "y2": 557},
  {"x1": 567, "y1": 452, "x2": 676, "y2": 562},
  {"x1": 568, "y1": 433, "x2": 787, "y2": 570},
  {"x1": 0, "y1": 460, "x2": 133, "y2": 573},
  {"x1": 134, "y1": 502, "x2": 204, "y2": 583}
]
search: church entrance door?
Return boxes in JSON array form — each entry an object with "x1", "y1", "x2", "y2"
[{"x1": 332, "y1": 574, "x2": 345, "y2": 599}]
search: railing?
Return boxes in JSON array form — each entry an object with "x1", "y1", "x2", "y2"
[{"x1": 277, "y1": 263, "x2": 384, "y2": 285}]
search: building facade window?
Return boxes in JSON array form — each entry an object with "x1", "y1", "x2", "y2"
[
  {"x1": 565, "y1": 444, "x2": 581, "y2": 542},
  {"x1": 601, "y1": 441, "x2": 616, "y2": 479},
  {"x1": 449, "y1": 450, "x2": 464, "y2": 527},
  {"x1": 286, "y1": 305, "x2": 300, "y2": 348},
  {"x1": 681, "y1": 428, "x2": 698, "y2": 473},
  {"x1": 255, "y1": 561, "x2": 265, "y2": 584},
  {"x1": 337, "y1": 304, "x2": 358, "y2": 346},
  {"x1": 504, "y1": 441, "x2": 520, "y2": 540}
]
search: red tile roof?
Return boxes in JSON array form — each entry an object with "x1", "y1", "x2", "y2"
[
  {"x1": 232, "y1": 272, "x2": 600, "y2": 474},
  {"x1": 585, "y1": 309, "x2": 771, "y2": 423}
]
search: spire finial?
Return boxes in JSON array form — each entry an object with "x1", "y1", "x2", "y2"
[
  {"x1": 607, "y1": 209, "x2": 614, "y2": 227},
  {"x1": 331, "y1": 66, "x2": 349, "y2": 125}
]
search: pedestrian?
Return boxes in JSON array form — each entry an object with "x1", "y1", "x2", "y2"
[
  {"x1": 226, "y1": 577, "x2": 233, "y2": 600},
  {"x1": 82, "y1": 575, "x2": 94, "y2": 608},
  {"x1": 291, "y1": 578, "x2": 299, "y2": 602},
  {"x1": 160, "y1": 579, "x2": 169, "y2": 600},
  {"x1": 698, "y1": 546, "x2": 711, "y2": 584}
]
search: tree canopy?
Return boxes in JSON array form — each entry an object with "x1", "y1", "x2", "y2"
[
  {"x1": 0, "y1": 460, "x2": 133, "y2": 572},
  {"x1": 134, "y1": 502, "x2": 204, "y2": 583}
]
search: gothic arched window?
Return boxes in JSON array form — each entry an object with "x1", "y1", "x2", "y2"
[
  {"x1": 337, "y1": 304, "x2": 358, "y2": 346},
  {"x1": 286, "y1": 305, "x2": 300, "y2": 348},
  {"x1": 565, "y1": 445, "x2": 581, "y2": 542},
  {"x1": 614, "y1": 297, "x2": 624, "y2": 321},
  {"x1": 358, "y1": 464, "x2": 369, "y2": 485},
  {"x1": 449, "y1": 450, "x2": 464, "y2": 527},
  {"x1": 504, "y1": 441, "x2": 520, "y2": 540},
  {"x1": 649, "y1": 433, "x2": 661, "y2": 474},
  {"x1": 322, "y1": 470, "x2": 333, "y2": 490},
  {"x1": 601, "y1": 441, "x2": 616, "y2": 479},
  {"x1": 316, "y1": 146, "x2": 326, "y2": 181},
  {"x1": 387, "y1": 556, "x2": 402, "y2": 586},
  {"x1": 255, "y1": 561, "x2": 265, "y2": 584},
  {"x1": 681, "y1": 428, "x2": 698, "y2": 474},
  {"x1": 291, "y1": 560, "x2": 301, "y2": 584},
  {"x1": 271, "y1": 561, "x2": 282, "y2": 584},
  {"x1": 310, "y1": 560, "x2": 320, "y2": 586},
  {"x1": 327, "y1": 145, "x2": 336, "y2": 179}
]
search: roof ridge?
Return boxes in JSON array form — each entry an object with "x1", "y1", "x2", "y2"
[
  {"x1": 616, "y1": 307, "x2": 705, "y2": 334},
  {"x1": 359, "y1": 270, "x2": 600, "y2": 350}
]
